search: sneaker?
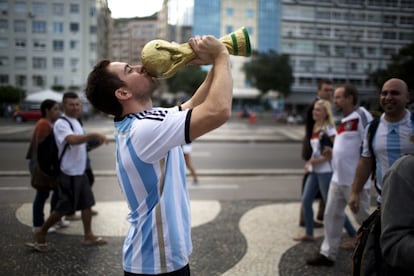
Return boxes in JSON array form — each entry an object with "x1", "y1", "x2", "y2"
[
  {"x1": 65, "y1": 214, "x2": 81, "y2": 221},
  {"x1": 55, "y1": 218, "x2": 70, "y2": 228},
  {"x1": 306, "y1": 254, "x2": 334, "y2": 266},
  {"x1": 32, "y1": 226, "x2": 56, "y2": 234}
]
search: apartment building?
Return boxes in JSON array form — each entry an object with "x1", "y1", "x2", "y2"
[
  {"x1": 0, "y1": 0, "x2": 111, "y2": 94},
  {"x1": 193, "y1": 0, "x2": 414, "y2": 109}
]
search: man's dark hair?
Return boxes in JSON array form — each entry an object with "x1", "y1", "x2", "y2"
[
  {"x1": 340, "y1": 83, "x2": 358, "y2": 105},
  {"x1": 40, "y1": 99, "x2": 57, "y2": 117},
  {"x1": 317, "y1": 79, "x2": 333, "y2": 90},
  {"x1": 85, "y1": 59, "x2": 124, "y2": 117},
  {"x1": 63, "y1": 91, "x2": 79, "y2": 101}
]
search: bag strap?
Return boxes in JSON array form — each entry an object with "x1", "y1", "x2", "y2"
[{"x1": 56, "y1": 116, "x2": 74, "y2": 165}]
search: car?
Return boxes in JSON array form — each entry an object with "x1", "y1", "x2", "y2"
[{"x1": 13, "y1": 110, "x2": 42, "y2": 123}]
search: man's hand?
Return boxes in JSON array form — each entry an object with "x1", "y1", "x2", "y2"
[
  {"x1": 188, "y1": 35, "x2": 228, "y2": 65},
  {"x1": 348, "y1": 192, "x2": 360, "y2": 213}
]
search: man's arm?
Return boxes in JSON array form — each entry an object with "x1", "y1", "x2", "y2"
[
  {"x1": 66, "y1": 132, "x2": 107, "y2": 146},
  {"x1": 184, "y1": 36, "x2": 233, "y2": 141},
  {"x1": 348, "y1": 156, "x2": 373, "y2": 213}
]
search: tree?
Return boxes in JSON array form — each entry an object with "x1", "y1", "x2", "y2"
[
  {"x1": 167, "y1": 65, "x2": 207, "y2": 95},
  {"x1": 0, "y1": 85, "x2": 25, "y2": 103},
  {"x1": 370, "y1": 43, "x2": 414, "y2": 90},
  {"x1": 242, "y1": 50, "x2": 294, "y2": 97}
]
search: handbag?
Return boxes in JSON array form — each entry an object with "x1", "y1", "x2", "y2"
[{"x1": 31, "y1": 164, "x2": 58, "y2": 191}]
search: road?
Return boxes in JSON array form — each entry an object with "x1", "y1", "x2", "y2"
[{"x1": 0, "y1": 141, "x2": 304, "y2": 172}]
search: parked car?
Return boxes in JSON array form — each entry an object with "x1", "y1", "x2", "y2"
[{"x1": 13, "y1": 110, "x2": 42, "y2": 123}]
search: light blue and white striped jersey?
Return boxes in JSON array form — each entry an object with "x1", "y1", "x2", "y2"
[
  {"x1": 362, "y1": 110, "x2": 414, "y2": 191},
  {"x1": 114, "y1": 106, "x2": 193, "y2": 274}
]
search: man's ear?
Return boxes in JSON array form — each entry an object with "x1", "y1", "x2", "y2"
[{"x1": 115, "y1": 88, "x2": 130, "y2": 100}]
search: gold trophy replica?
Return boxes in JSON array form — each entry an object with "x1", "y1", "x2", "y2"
[{"x1": 141, "y1": 27, "x2": 251, "y2": 79}]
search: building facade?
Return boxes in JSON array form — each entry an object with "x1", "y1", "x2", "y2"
[
  {"x1": 0, "y1": 0, "x2": 111, "y2": 94},
  {"x1": 193, "y1": 0, "x2": 414, "y2": 109}
]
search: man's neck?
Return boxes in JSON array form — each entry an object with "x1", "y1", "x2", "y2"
[{"x1": 384, "y1": 109, "x2": 407, "y2": 123}]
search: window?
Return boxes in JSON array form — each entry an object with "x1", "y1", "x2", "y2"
[
  {"x1": 15, "y1": 75, "x2": 26, "y2": 87},
  {"x1": 52, "y1": 58, "x2": 64, "y2": 69},
  {"x1": 70, "y1": 58, "x2": 79, "y2": 67},
  {"x1": 33, "y1": 39, "x2": 46, "y2": 50},
  {"x1": 14, "y1": 20, "x2": 26, "y2": 33},
  {"x1": 400, "y1": 16, "x2": 414, "y2": 25},
  {"x1": 399, "y1": 32, "x2": 414, "y2": 41},
  {"x1": 70, "y1": 40, "x2": 79, "y2": 50},
  {"x1": 53, "y1": 75, "x2": 63, "y2": 85},
  {"x1": 32, "y1": 21, "x2": 46, "y2": 33},
  {"x1": 246, "y1": 9, "x2": 254, "y2": 18},
  {"x1": 52, "y1": 3, "x2": 64, "y2": 15},
  {"x1": 226, "y1": 8, "x2": 233, "y2": 17},
  {"x1": 335, "y1": 45, "x2": 346, "y2": 57},
  {"x1": 0, "y1": 37, "x2": 8, "y2": 48},
  {"x1": 0, "y1": 74, "x2": 9, "y2": 84},
  {"x1": 225, "y1": 25, "x2": 233, "y2": 34},
  {"x1": 89, "y1": 7, "x2": 96, "y2": 17},
  {"x1": 0, "y1": 56, "x2": 9, "y2": 66},
  {"x1": 70, "y1": 3, "x2": 79, "y2": 13},
  {"x1": 32, "y1": 2, "x2": 47, "y2": 16},
  {"x1": 0, "y1": 19, "x2": 7, "y2": 33},
  {"x1": 70, "y1": 23, "x2": 79, "y2": 32},
  {"x1": 14, "y1": 57, "x2": 26, "y2": 69},
  {"x1": 32, "y1": 75, "x2": 45, "y2": 87},
  {"x1": 0, "y1": 1, "x2": 8, "y2": 11},
  {"x1": 90, "y1": 25, "x2": 97, "y2": 34},
  {"x1": 15, "y1": 38, "x2": 25, "y2": 49},
  {"x1": 53, "y1": 40, "x2": 64, "y2": 51},
  {"x1": 367, "y1": 46, "x2": 377, "y2": 56},
  {"x1": 14, "y1": 2, "x2": 26, "y2": 14},
  {"x1": 383, "y1": 32, "x2": 397, "y2": 40},
  {"x1": 53, "y1": 22, "x2": 64, "y2": 33},
  {"x1": 33, "y1": 57, "x2": 46, "y2": 69}
]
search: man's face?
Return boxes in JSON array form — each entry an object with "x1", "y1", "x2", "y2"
[
  {"x1": 318, "y1": 83, "x2": 334, "y2": 101},
  {"x1": 380, "y1": 79, "x2": 409, "y2": 117},
  {"x1": 107, "y1": 62, "x2": 157, "y2": 99},
  {"x1": 63, "y1": 97, "x2": 82, "y2": 118},
  {"x1": 333, "y1": 87, "x2": 349, "y2": 113}
]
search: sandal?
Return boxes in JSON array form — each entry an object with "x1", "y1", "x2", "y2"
[
  {"x1": 82, "y1": 236, "x2": 107, "y2": 246},
  {"x1": 25, "y1": 242, "x2": 48, "y2": 252}
]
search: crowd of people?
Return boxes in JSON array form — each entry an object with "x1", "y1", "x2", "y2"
[{"x1": 22, "y1": 32, "x2": 414, "y2": 276}]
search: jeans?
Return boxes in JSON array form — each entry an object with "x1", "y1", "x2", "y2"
[
  {"x1": 302, "y1": 172, "x2": 356, "y2": 236},
  {"x1": 29, "y1": 160, "x2": 58, "y2": 227}
]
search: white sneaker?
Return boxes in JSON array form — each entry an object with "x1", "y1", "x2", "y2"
[
  {"x1": 32, "y1": 226, "x2": 56, "y2": 234},
  {"x1": 55, "y1": 218, "x2": 70, "y2": 228}
]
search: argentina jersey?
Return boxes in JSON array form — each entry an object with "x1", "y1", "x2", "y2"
[
  {"x1": 114, "y1": 106, "x2": 193, "y2": 274},
  {"x1": 363, "y1": 111, "x2": 414, "y2": 190}
]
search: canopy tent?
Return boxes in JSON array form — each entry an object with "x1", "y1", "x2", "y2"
[{"x1": 25, "y1": 89, "x2": 64, "y2": 103}]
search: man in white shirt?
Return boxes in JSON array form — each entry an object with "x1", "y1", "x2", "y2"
[{"x1": 306, "y1": 84, "x2": 373, "y2": 266}]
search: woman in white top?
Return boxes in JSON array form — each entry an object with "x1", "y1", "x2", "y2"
[{"x1": 293, "y1": 99, "x2": 336, "y2": 242}]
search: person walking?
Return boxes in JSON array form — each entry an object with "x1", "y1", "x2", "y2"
[
  {"x1": 85, "y1": 35, "x2": 233, "y2": 275},
  {"x1": 293, "y1": 99, "x2": 336, "y2": 242},
  {"x1": 348, "y1": 78, "x2": 414, "y2": 213},
  {"x1": 26, "y1": 92, "x2": 108, "y2": 252},
  {"x1": 26, "y1": 99, "x2": 67, "y2": 233},
  {"x1": 300, "y1": 79, "x2": 334, "y2": 227},
  {"x1": 306, "y1": 83, "x2": 373, "y2": 266}
]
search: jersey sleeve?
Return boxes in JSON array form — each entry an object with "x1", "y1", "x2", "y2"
[{"x1": 131, "y1": 107, "x2": 191, "y2": 163}]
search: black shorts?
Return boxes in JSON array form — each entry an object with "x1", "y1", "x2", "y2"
[{"x1": 54, "y1": 173, "x2": 95, "y2": 215}]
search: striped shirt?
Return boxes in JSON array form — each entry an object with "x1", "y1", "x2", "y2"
[
  {"x1": 114, "y1": 106, "x2": 192, "y2": 274},
  {"x1": 361, "y1": 110, "x2": 414, "y2": 191}
]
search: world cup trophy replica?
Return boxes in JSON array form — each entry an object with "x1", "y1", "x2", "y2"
[{"x1": 141, "y1": 27, "x2": 251, "y2": 79}]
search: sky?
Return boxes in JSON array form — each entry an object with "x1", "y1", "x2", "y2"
[
  {"x1": 107, "y1": 0, "x2": 163, "y2": 18},
  {"x1": 107, "y1": 0, "x2": 193, "y2": 21}
]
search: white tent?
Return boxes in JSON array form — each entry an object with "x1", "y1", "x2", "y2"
[{"x1": 25, "y1": 89, "x2": 64, "y2": 103}]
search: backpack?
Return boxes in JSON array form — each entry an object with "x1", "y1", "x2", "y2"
[{"x1": 37, "y1": 117, "x2": 73, "y2": 177}]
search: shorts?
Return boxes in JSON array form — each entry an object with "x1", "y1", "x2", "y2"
[{"x1": 54, "y1": 172, "x2": 95, "y2": 215}]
